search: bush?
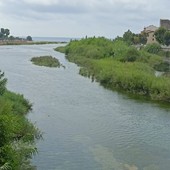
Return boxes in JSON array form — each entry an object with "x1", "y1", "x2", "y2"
[
  {"x1": 121, "y1": 47, "x2": 140, "y2": 62},
  {"x1": 0, "y1": 71, "x2": 7, "y2": 95},
  {"x1": 144, "y1": 43, "x2": 162, "y2": 54},
  {"x1": 154, "y1": 61, "x2": 170, "y2": 72},
  {"x1": 26, "y1": 36, "x2": 32, "y2": 41},
  {"x1": 62, "y1": 37, "x2": 116, "y2": 59},
  {"x1": 0, "y1": 73, "x2": 40, "y2": 169}
]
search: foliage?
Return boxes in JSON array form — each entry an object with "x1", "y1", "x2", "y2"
[
  {"x1": 0, "y1": 28, "x2": 10, "y2": 39},
  {"x1": 26, "y1": 36, "x2": 32, "y2": 41},
  {"x1": 55, "y1": 46, "x2": 66, "y2": 53},
  {"x1": 111, "y1": 39, "x2": 129, "y2": 58},
  {"x1": 57, "y1": 37, "x2": 170, "y2": 102},
  {"x1": 154, "y1": 62, "x2": 170, "y2": 72},
  {"x1": 0, "y1": 71, "x2": 7, "y2": 95},
  {"x1": 163, "y1": 72, "x2": 170, "y2": 78},
  {"x1": 0, "y1": 72, "x2": 41, "y2": 169},
  {"x1": 31, "y1": 56, "x2": 61, "y2": 67},
  {"x1": 164, "y1": 31, "x2": 170, "y2": 46},
  {"x1": 0, "y1": 28, "x2": 33, "y2": 43},
  {"x1": 122, "y1": 29, "x2": 147, "y2": 45},
  {"x1": 123, "y1": 30, "x2": 134, "y2": 45},
  {"x1": 139, "y1": 52, "x2": 162, "y2": 68},
  {"x1": 154, "y1": 27, "x2": 166, "y2": 44},
  {"x1": 154, "y1": 27, "x2": 170, "y2": 46},
  {"x1": 165, "y1": 51, "x2": 170, "y2": 58},
  {"x1": 121, "y1": 47, "x2": 140, "y2": 62},
  {"x1": 138, "y1": 32, "x2": 148, "y2": 45},
  {"x1": 143, "y1": 43, "x2": 162, "y2": 54},
  {"x1": 63, "y1": 37, "x2": 115, "y2": 59}
]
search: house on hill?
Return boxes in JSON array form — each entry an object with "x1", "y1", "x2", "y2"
[
  {"x1": 143, "y1": 25, "x2": 158, "y2": 44},
  {"x1": 142, "y1": 19, "x2": 170, "y2": 44}
]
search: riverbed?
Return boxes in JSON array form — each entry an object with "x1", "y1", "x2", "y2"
[{"x1": 0, "y1": 44, "x2": 170, "y2": 170}]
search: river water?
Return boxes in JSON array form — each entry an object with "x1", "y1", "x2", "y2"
[{"x1": 0, "y1": 44, "x2": 170, "y2": 170}]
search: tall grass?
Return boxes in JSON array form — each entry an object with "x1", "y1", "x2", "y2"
[{"x1": 56, "y1": 37, "x2": 170, "y2": 103}]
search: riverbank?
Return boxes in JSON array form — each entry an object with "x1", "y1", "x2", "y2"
[
  {"x1": 0, "y1": 71, "x2": 40, "y2": 169},
  {"x1": 55, "y1": 37, "x2": 170, "y2": 103},
  {"x1": 0, "y1": 40, "x2": 67, "y2": 46}
]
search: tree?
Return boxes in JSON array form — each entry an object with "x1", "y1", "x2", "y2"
[
  {"x1": 164, "y1": 31, "x2": 170, "y2": 46},
  {"x1": 139, "y1": 32, "x2": 147, "y2": 45},
  {"x1": 122, "y1": 30, "x2": 147, "y2": 45},
  {"x1": 154, "y1": 27, "x2": 166, "y2": 44},
  {"x1": 9, "y1": 35, "x2": 15, "y2": 40},
  {"x1": 4, "y1": 29, "x2": 10, "y2": 38},
  {"x1": 0, "y1": 28, "x2": 10, "y2": 39},
  {"x1": 114, "y1": 36, "x2": 124, "y2": 41},
  {"x1": 0, "y1": 71, "x2": 7, "y2": 95},
  {"x1": 0, "y1": 28, "x2": 5, "y2": 39},
  {"x1": 26, "y1": 36, "x2": 32, "y2": 41},
  {"x1": 1, "y1": 28, "x2": 5, "y2": 35},
  {"x1": 0, "y1": 32, "x2": 3, "y2": 39},
  {"x1": 123, "y1": 47, "x2": 140, "y2": 62},
  {"x1": 123, "y1": 30, "x2": 134, "y2": 45},
  {"x1": 154, "y1": 27, "x2": 170, "y2": 46},
  {"x1": 144, "y1": 43, "x2": 162, "y2": 54},
  {"x1": 133, "y1": 35, "x2": 140, "y2": 44}
]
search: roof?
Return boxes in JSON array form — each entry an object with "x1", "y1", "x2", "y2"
[{"x1": 144, "y1": 25, "x2": 158, "y2": 33}]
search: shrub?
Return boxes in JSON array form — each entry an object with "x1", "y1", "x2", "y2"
[
  {"x1": 154, "y1": 61, "x2": 170, "y2": 72},
  {"x1": 0, "y1": 73, "x2": 40, "y2": 169},
  {"x1": 121, "y1": 47, "x2": 140, "y2": 62},
  {"x1": 144, "y1": 43, "x2": 162, "y2": 54},
  {"x1": 0, "y1": 71, "x2": 7, "y2": 95}
]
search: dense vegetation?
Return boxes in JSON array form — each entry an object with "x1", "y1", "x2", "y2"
[
  {"x1": 31, "y1": 56, "x2": 61, "y2": 68},
  {"x1": 154, "y1": 27, "x2": 170, "y2": 46},
  {"x1": 0, "y1": 28, "x2": 10, "y2": 40},
  {"x1": 55, "y1": 37, "x2": 170, "y2": 103},
  {"x1": 0, "y1": 71, "x2": 40, "y2": 169},
  {"x1": 122, "y1": 29, "x2": 147, "y2": 45}
]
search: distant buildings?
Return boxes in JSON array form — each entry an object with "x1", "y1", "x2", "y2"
[
  {"x1": 160, "y1": 19, "x2": 170, "y2": 30},
  {"x1": 143, "y1": 19, "x2": 170, "y2": 44},
  {"x1": 143, "y1": 25, "x2": 158, "y2": 44}
]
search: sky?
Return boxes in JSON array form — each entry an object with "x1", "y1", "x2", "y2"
[{"x1": 0, "y1": 0, "x2": 170, "y2": 38}]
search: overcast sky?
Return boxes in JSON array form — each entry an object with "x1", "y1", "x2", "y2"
[{"x1": 0, "y1": 0, "x2": 170, "y2": 38}]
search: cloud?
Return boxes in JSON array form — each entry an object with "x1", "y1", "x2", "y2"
[
  {"x1": 22, "y1": 0, "x2": 60, "y2": 5},
  {"x1": 0, "y1": 0, "x2": 149, "y2": 15},
  {"x1": 0, "y1": 0, "x2": 170, "y2": 37}
]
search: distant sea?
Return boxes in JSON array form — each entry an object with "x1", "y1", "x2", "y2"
[{"x1": 32, "y1": 37, "x2": 79, "y2": 42}]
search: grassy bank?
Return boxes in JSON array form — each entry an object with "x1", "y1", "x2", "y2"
[
  {"x1": 0, "y1": 41, "x2": 66, "y2": 46},
  {"x1": 55, "y1": 37, "x2": 170, "y2": 103},
  {"x1": 0, "y1": 71, "x2": 41, "y2": 169},
  {"x1": 31, "y1": 56, "x2": 61, "y2": 68}
]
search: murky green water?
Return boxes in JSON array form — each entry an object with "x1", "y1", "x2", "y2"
[{"x1": 0, "y1": 44, "x2": 170, "y2": 170}]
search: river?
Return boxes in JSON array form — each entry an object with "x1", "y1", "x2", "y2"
[{"x1": 0, "y1": 44, "x2": 170, "y2": 170}]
